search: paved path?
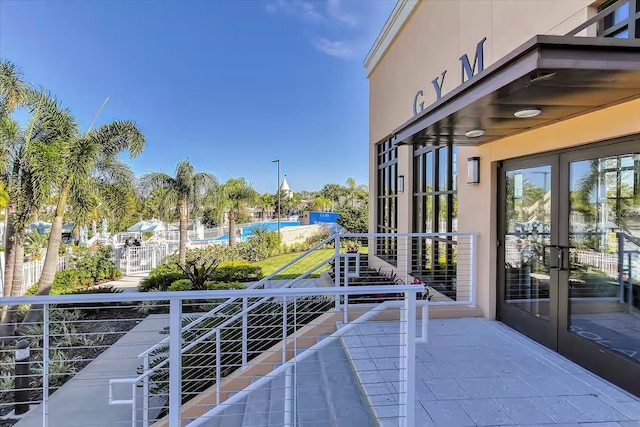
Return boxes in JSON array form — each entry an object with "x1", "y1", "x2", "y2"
[
  {"x1": 342, "y1": 317, "x2": 640, "y2": 427},
  {"x1": 15, "y1": 314, "x2": 169, "y2": 427},
  {"x1": 94, "y1": 273, "x2": 148, "y2": 293}
]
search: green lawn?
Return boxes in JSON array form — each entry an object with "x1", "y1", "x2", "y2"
[
  {"x1": 251, "y1": 246, "x2": 370, "y2": 280},
  {"x1": 252, "y1": 249, "x2": 335, "y2": 279}
]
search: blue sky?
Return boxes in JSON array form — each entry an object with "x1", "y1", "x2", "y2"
[{"x1": 0, "y1": 0, "x2": 394, "y2": 193}]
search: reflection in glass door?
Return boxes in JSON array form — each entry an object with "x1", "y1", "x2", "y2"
[
  {"x1": 499, "y1": 158, "x2": 558, "y2": 349},
  {"x1": 564, "y1": 152, "x2": 640, "y2": 383},
  {"x1": 504, "y1": 166, "x2": 553, "y2": 318}
]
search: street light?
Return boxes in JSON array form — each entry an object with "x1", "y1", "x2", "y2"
[{"x1": 272, "y1": 160, "x2": 281, "y2": 238}]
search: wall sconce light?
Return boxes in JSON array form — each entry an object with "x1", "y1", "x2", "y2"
[
  {"x1": 398, "y1": 175, "x2": 405, "y2": 193},
  {"x1": 467, "y1": 157, "x2": 480, "y2": 185}
]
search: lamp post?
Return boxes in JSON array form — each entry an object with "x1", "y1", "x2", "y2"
[{"x1": 272, "y1": 160, "x2": 281, "y2": 238}]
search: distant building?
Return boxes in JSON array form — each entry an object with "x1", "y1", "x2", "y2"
[{"x1": 279, "y1": 175, "x2": 293, "y2": 199}]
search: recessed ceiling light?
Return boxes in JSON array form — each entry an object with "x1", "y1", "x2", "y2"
[
  {"x1": 514, "y1": 108, "x2": 542, "y2": 118},
  {"x1": 465, "y1": 129, "x2": 485, "y2": 138}
]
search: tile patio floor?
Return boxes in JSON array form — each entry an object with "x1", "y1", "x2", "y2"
[{"x1": 341, "y1": 317, "x2": 640, "y2": 427}]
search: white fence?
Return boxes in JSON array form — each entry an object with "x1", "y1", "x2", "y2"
[{"x1": 113, "y1": 243, "x2": 179, "y2": 275}]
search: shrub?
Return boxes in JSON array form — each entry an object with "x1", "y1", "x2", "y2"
[
  {"x1": 205, "y1": 281, "x2": 245, "y2": 290},
  {"x1": 139, "y1": 263, "x2": 186, "y2": 292},
  {"x1": 213, "y1": 261, "x2": 263, "y2": 282},
  {"x1": 168, "y1": 279, "x2": 193, "y2": 292},
  {"x1": 178, "y1": 260, "x2": 221, "y2": 290}
]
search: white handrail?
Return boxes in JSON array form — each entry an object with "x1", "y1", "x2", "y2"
[
  {"x1": 186, "y1": 296, "x2": 424, "y2": 426},
  {"x1": 138, "y1": 235, "x2": 337, "y2": 358},
  {"x1": 136, "y1": 254, "x2": 339, "y2": 382}
]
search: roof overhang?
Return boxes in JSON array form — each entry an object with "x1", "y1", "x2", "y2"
[{"x1": 394, "y1": 36, "x2": 640, "y2": 147}]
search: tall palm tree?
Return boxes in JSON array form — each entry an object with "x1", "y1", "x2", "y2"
[
  {"x1": 346, "y1": 177, "x2": 368, "y2": 207},
  {"x1": 221, "y1": 178, "x2": 258, "y2": 246},
  {"x1": 140, "y1": 160, "x2": 217, "y2": 264},
  {"x1": 0, "y1": 60, "x2": 32, "y2": 298},
  {"x1": 258, "y1": 193, "x2": 274, "y2": 220},
  {"x1": 33, "y1": 116, "x2": 145, "y2": 298}
]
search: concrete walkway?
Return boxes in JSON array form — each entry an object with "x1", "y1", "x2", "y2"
[
  {"x1": 342, "y1": 318, "x2": 640, "y2": 427},
  {"x1": 94, "y1": 273, "x2": 148, "y2": 293},
  {"x1": 15, "y1": 314, "x2": 169, "y2": 427}
]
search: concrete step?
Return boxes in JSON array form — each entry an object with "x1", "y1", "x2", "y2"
[
  {"x1": 241, "y1": 377, "x2": 271, "y2": 427},
  {"x1": 203, "y1": 339, "x2": 372, "y2": 426},
  {"x1": 316, "y1": 337, "x2": 375, "y2": 426}
]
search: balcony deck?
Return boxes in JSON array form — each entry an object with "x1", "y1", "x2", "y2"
[{"x1": 342, "y1": 318, "x2": 640, "y2": 427}]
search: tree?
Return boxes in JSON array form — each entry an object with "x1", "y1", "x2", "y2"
[
  {"x1": 346, "y1": 177, "x2": 367, "y2": 207},
  {"x1": 320, "y1": 183, "x2": 345, "y2": 205},
  {"x1": 140, "y1": 160, "x2": 217, "y2": 264},
  {"x1": 258, "y1": 193, "x2": 274, "y2": 220},
  {"x1": 312, "y1": 196, "x2": 333, "y2": 212},
  {"x1": 32, "y1": 116, "x2": 145, "y2": 305},
  {"x1": 0, "y1": 60, "x2": 32, "y2": 299},
  {"x1": 336, "y1": 205, "x2": 368, "y2": 233},
  {"x1": 221, "y1": 178, "x2": 258, "y2": 246}
]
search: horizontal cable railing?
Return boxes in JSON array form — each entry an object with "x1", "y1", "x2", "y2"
[
  {"x1": 0, "y1": 285, "x2": 421, "y2": 426},
  {"x1": 333, "y1": 232, "x2": 478, "y2": 306}
]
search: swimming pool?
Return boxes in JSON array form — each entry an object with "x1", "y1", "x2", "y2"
[{"x1": 192, "y1": 221, "x2": 302, "y2": 244}]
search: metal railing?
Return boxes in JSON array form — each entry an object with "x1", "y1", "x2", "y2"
[
  {"x1": 0, "y1": 285, "x2": 422, "y2": 426},
  {"x1": 566, "y1": 0, "x2": 638, "y2": 38},
  {"x1": 617, "y1": 232, "x2": 640, "y2": 311}
]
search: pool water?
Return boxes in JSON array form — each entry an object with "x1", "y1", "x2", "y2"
[{"x1": 195, "y1": 221, "x2": 301, "y2": 243}]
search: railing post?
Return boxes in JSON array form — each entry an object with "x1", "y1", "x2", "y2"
[
  {"x1": 42, "y1": 303, "x2": 49, "y2": 427},
  {"x1": 284, "y1": 366, "x2": 294, "y2": 427},
  {"x1": 400, "y1": 291, "x2": 416, "y2": 427},
  {"x1": 334, "y1": 235, "x2": 341, "y2": 312},
  {"x1": 618, "y1": 232, "x2": 625, "y2": 304},
  {"x1": 215, "y1": 331, "x2": 221, "y2": 405},
  {"x1": 343, "y1": 254, "x2": 349, "y2": 324},
  {"x1": 168, "y1": 298, "x2": 182, "y2": 426},
  {"x1": 242, "y1": 297, "x2": 248, "y2": 369},
  {"x1": 470, "y1": 234, "x2": 478, "y2": 307},
  {"x1": 282, "y1": 297, "x2": 288, "y2": 364},
  {"x1": 125, "y1": 248, "x2": 130, "y2": 276},
  {"x1": 142, "y1": 355, "x2": 150, "y2": 427}
]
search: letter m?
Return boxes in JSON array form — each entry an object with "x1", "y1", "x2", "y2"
[{"x1": 459, "y1": 37, "x2": 487, "y2": 83}]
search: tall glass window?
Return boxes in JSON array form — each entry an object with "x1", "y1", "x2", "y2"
[
  {"x1": 376, "y1": 137, "x2": 398, "y2": 264},
  {"x1": 599, "y1": 0, "x2": 639, "y2": 39},
  {"x1": 413, "y1": 142, "x2": 458, "y2": 297}
]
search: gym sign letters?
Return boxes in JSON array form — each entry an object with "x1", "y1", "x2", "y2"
[{"x1": 413, "y1": 37, "x2": 487, "y2": 116}]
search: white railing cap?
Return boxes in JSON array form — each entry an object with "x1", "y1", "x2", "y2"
[{"x1": 0, "y1": 285, "x2": 424, "y2": 306}]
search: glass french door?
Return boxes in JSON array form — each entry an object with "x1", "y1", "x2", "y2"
[
  {"x1": 499, "y1": 139, "x2": 640, "y2": 396},
  {"x1": 498, "y1": 155, "x2": 561, "y2": 349}
]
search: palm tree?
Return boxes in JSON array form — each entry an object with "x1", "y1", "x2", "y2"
[
  {"x1": 0, "y1": 60, "x2": 32, "y2": 298},
  {"x1": 312, "y1": 196, "x2": 333, "y2": 212},
  {"x1": 0, "y1": 60, "x2": 30, "y2": 116},
  {"x1": 221, "y1": 178, "x2": 258, "y2": 246},
  {"x1": 140, "y1": 160, "x2": 217, "y2": 264},
  {"x1": 346, "y1": 177, "x2": 368, "y2": 207},
  {"x1": 258, "y1": 193, "x2": 274, "y2": 221},
  {"x1": 33, "y1": 116, "x2": 145, "y2": 298},
  {"x1": 2, "y1": 93, "x2": 74, "y2": 300}
]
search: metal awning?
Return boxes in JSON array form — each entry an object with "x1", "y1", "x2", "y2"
[{"x1": 394, "y1": 35, "x2": 640, "y2": 146}]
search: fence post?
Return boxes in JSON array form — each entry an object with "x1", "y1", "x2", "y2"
[
  {"x1": 618, "y1": 233, "x2": 625, "y2": 304},
  {"x1": 215, "y1": 331, "x2": 221, "y2": 405},
  {"x1": 334, "y1": 235, "x2": 341, "y2": 312},
  {"x1": 142, "y1": 355, "x2": 150, "y2": 427},
  {"x1": 125, "y1": 248, "x2": 131, "y2": 276},
  {"x1": 242, "y1": 297, "x2": 248, "y2": 369},
  {"x1": 42, "y1": 304, "x2": 50, "y2": 427},
  {"x1": 284, "y1": 366, "x2": 294, "y2": 427},
  {"x1": 168, "y1": 298, "x2": 182, "y2": 426},
  {"x1": 400, "y1": 291, "x2": 416, "y2": 427}
]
